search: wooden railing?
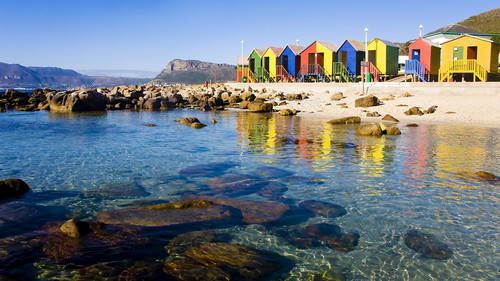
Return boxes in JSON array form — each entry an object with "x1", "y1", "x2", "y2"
[
  {"x1": 247, "y1": 69, "x2": 257, "y2": 83},
  {"x1": 404, "y1": 60, "x2": 429, "y2": 82},
  {"x1": 332, "y1": 62, "x2": 354, "y2": 82},
  {"x1": 360, "y1": 61, "x2": 380, "y2": 82},
  {"x1": 276, "y1": 65, "x2": 292, "y2": 82},
  {"x1": 297, "y1": 64, "x2": 329, "y2": 82},
  {"x1": 439, "y1": 60, "x2": 487, "y2": 82}
]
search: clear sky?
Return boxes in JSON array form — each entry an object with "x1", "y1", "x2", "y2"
[{"x1": 0, "y1": 0, "x2": 498, "y2": 72}]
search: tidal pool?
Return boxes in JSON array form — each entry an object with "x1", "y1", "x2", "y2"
[{"x1": 0, "y1": 110, "x2": 498, "y2": 280}]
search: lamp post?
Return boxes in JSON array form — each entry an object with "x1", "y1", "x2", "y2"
[
  {"x1": 241, "y1": 40, "x2": 245, "y2": 83},
  {"x1": 296, "y1": 39, "x2": 299, "y2": 46},
  {"x1": 364, "y1": 27, "x2": 369, "y2": 87},
  {"x1": 419, "y1": 24, "x2": 423, "y2": 37}
]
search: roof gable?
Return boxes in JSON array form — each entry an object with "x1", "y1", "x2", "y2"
[
  {"x1": 317, "y1": 41, "x2": 339, "y2": 52},
  {"x1": 250, "y1": 48, "x2": 266, "y2": 58},
  {"x1": 279, "y1": 44, "x2": 305, "y2": 56},
  {"x1": 339, "y1": 38, "x2": 365, "y2": 52},
  {"x1": 441, "y1": 34, "x2": 496, "y2": 45},
  {"x1": 264, "y1": 46, "x2": 284, "y2": 57},
  {"x1": 370, "y1": 38, "x2": 398, "y2": 48},
  {"x1": 410, "y1": 37, "x2": 441, "y2": 48}
]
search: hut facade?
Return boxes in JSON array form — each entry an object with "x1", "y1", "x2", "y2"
[
  {"x1": 337, "y1": 39, "x2": 366, "y2": 77},
  {"x1": 248, "y1": 48, "x2": 265, "y2": 82},
  {"x1": 279, "y1": 45, "x2": 305, "y2": 81},
  {"x1": 367, "y1": 38, "x2": 399, "y2": 76},
  {"x1": 237, "y1": 56, "x2": 249, "y2": 82},
  {"x1": 298, "y1": 41, "x2": 338, "y2": 81},
  {"x1": 439, "y1": 35, "x2": 499, "y2": 82},
  {"x1": 405, "y1": 37, "x2": 441, "y2": 81},
  {"x1": 261, "y1": 46, "x2": 284, "y2": 82}
]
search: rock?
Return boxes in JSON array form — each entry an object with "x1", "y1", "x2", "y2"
[
  {"x1": 310, "y1": 270, "x2": 346, "y2": 281},
  {"x1": 96, "y1": 200, "x2": 236, "y2": 226},
  {"x1": 144, "y1": 124, "x2": 157, "y2": 127},
  {"x1": 175, "y1": 117, "x2": 207, "y2": 129},
  {"x1": 406, "y1": 123, "x2": 419, "y2": 127},
  {"x1": 381, "y1": 95, "x2": 395, "y2": 101},
  {"x1": 184, "y1": 242, "x2": 282, "y2": 280},
  {"x1": 305, "y1": 223, "x2": 359, "y2": 252},
  {"x1": 166, "y1": 230, "x2": 218, "y2": 257},
  {"x1": 191, "y1": 122, "x2": 207, "y2": 129},
  {"x1": 327, "y1": 116, "x2": 361, "y2": 124},
  {"x1": 118, "y1": 262, "x2": 168, "y2": 281},
  {"x1": 299, "y1": 200, "x2": 347, "y2": 217},
  {"x1": 211, "y1": 119, "x2": 217, "y2": 124},
  {"x1": 475, "y1": 171, "x2": 497, "y2": 179},
  {"x1": 239, "y1": 100, "x2": 250, "y2": 109},
  {"x1": 49, "y1": 90, "x2": 108, "y2": 113},
  {"x1": 382, "y1": 114, "x2": 399, "y2": 122},
  {"x1": 259, "y1": 182, "x2": 288, "y2": 200},
  {"x1": 404, "y1": 229, "x2": 453, "y2": 259},
  {"x1": 385, "y1": 125, "x2": 401, "y2": 135},
  {"x1": 228, "y1": 95, "x2": 242, "y2": 104},
  {"x1": 280, "y1": 109, "x2": 295, "y2": 116},
  {"x1": 179, "y1": 162, "x2": 236, "y2": 178},
  {"x1": 405, "y1": 107, "x2": 424, "y2": 116},
  {"x1": 143, "y1": 98, "x2": 161, "y2": 111},
  {"x1": 0, "y1": 106, "x2": 6, "y2": 113},
  {"x1": 59, "y1": 219, "x2": 93, "y2": 239},
  {"x1": 354, "y1": 95, "x2": 381, "y2": 107},
  {"x1": 182, "y1": 194, "x2": 290, "y2": 224},
  {"x1": 241, "y1": 92, "x2": 256, "y2": 101},
  {"x1": 399, "y1": 92, "x2": 412, "y2": 98},
  {"x1": 286, "y1": 93, "x2": 304, "y2": 101},
  {"x1": 424, "y1": 105, "x2": 438, "y2": 114},
  {"x1": 164, "y1": 259, "x2": 231, "y2": 281},
  {"x1": 330, "y1": 92, "x2": 344, "y2": 101},
  {"x1": 0, "y1": 178, "x2": 30, "y2": 200},
  {"x1": 355, "y1": 123, "x2": 383, "y2": 136},
  {"x1": 255, "y1": 166, "x2": 294, "y2": 179},
  {"x1": 205, "y1": 174, "x2": 262, "y2": 196},
  {"x1": 366, "y1": 111, "x2": 380, "y2": 117},
  {"x1": 247, "y1": 101, "x2": 273, "y2": 112}
]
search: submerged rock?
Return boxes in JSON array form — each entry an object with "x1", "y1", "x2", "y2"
[
  {"x1": 404, "y1": 229, "x2": 453, "y2": 259},
  {"x1": 59, "y1": 219, "x2": 93, "y2": 239},
  {"x1": 166, "y1": 230, "x2": 219, "y2": 257},
  {"x1": 327, "y1": 116, "x2": 361, "y2": 124},
  {"x1": 305, "y1": 223, "x2": 359, "y2": 252},
  {"x1": 175, "y1": 117, "x2": 207, "y2": 129},
  {"x1": 259, "y1": 182, "x2": 288, "y2": 200},
  {"x1": 181, "y1": 194, "x2": 289, "y2": 224},
  {"x1": 96, "y1": 200, "x2": 236, "y2": 226},
  {"x1": 299, "y1": 200, "x2": 347, "y2": 217},
  {"x1": 179, "y1": 162, "x2": 235, "y2": 178},
  {"x1": 205, "y1": 173, "x2": 263, "y2": 196},
  {"x1": 255, "y1": 166, "x2": 294, "y2": 179},
  {"x1": 164, "y1": 259, "x2": 230, "y2": 281},
  {"x1": 0, "y1": 178, "x2": 30, "y2": 200}
]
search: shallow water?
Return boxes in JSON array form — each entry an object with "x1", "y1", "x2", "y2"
[{"x1": 0, "y1": 110, "x2": 499, "y2": 280}]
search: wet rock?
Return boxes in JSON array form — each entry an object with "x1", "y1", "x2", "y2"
[
  {"x1": 382, "y1": 114, "x2": 399, "y2": 122},
  {"x1": 190, "y1": 122, "x2": 207, "y2": 129},
  {"x1": 144, "y1": 123, "x2": 157, "y2": 127},
  {"x1": 175, "y1": 117, "x2": 207, "y2": 129},
  {"x1": 327, "y1": 116, "x2": 361, "y2": 124},
  {"x1": 184, "y1": 242, "x2": 282, "y2": 280},
  {"x1": 299, "y1": 200, "x2": 347, "y2": 217},
  {"x1": 355, "y1": 123, "x2": 383, "y2": 136},
  {"x1": 241, "y1": 92, "x2": 256, "y2": 101},
  {"x1": 354, "y1": 95, "x2": 381, "y2": 107},
  {"x1": 424, "y1": 105, "x2": 438, "y2": 114},
  {"x1": 406, "y1": 123, "x2": 419, "y2": 127},
  {"x1": 228, "y1": 95, "x2": 242, "y2": 104},
  {"x1": 166, "y1": 230, "x2": 218, "y2": 257},
  {"x1": 404, "y1": 229, "x2": 453, "y2": 259},
  {"x1": 305, "y1": 223, "x2": 359, "y2": 252},
  {"x1": 330, "y1": 92, "x2": 344, "y2": 101},
  {"x1": 143, "y1": 98, "x2": 161, "y2": 111},
  {"x1": 205, "y1": 173, "x2": 262, "y2": 196},
  {"x1": 280, "y1": 109, "x2": 295, "y2": 116},
  {"x1": 59, "y1": 219, "x2": 93, "y2": 239},
  {"x1": 49, "y1": 90, "x2": 108, "y2": 113},
  {"x1": 182, "y1": 194, "x2": 290, "y2": 224},
  {"x1": 239, "y1": 100, "x2": 250, "y2": 109},
  {"x1": 211, "y1": 119, "x2": 217, "y2": 124},
  {"x1": 404, "y1": 107, "x2": 424, "y2": 116},
  {"x1": 311, "y1": 270, "x2": 346, "y2": 281},
  {"x1": 179, "y1": 162, "x2": 235, "y2": 178},
  {"x1": 259, "y1": 182, "x2": 288, "y2": 200},
  {"x1": 247, "y1": 101, "x2": 273, "y2": 112},
  {"x1": 118, "y1": 261, "x2": 168, "y2": 281},
  {"x1": 0, "y1": 178, "x2": 30, "y2": 200},
  {"x1": 164, "y1": 259, "x2": 231, "y2": 281},
  {"x1": 96, "y1": 200, "x2": 236, "y2": 226},
  {"x1": 255, "y1": 166, "x2": 294, "y2": 179},
  {"x1": 476, "y1": 171, "x2": 497, "y2": 179},
  {"x1": 385, "y1": 125, "x2": 401, "y2": 135}
]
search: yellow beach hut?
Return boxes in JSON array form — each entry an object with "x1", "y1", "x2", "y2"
[
  {"x1": 439, "y1": 35, "x2": 499, "y2": 82},
  {"x1": 366, "y1": 38, "x2": 399, "y2": 79},
  {"x1": 261, "y1": 47, "x2": 284, "y2": 82},
  {"x1": 298, "y1": 41, "x2": 339, "y2": 82}
]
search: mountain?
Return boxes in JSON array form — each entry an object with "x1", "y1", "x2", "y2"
[
  {"x1": 150, "y1": 59, "x2": 237, "y2": 85},
  {"x1": 459, "y1": 7, "x2": 500, "y2": 41},
  {"x1": 0, "y1": 62, "x2": 147, "y2": 90},
  {"x1": 77, "y1": 69, "x2": 158, "y2": 79}
]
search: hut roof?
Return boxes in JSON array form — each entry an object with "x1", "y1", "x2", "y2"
[
  {"x1": 441, "y1": 34, "x2": 497, "y2": 45},
  {"x1": 339, "y1": 39, "x2": 365, "y2": 51},
  {"x1": 425, "y1": 23, "x2": 483, "y2": 36},
  {"x1": 251, "y1": 48, "x2": 266, "y2": 57},
  {"x1": 237, "y1": 56, "x2": 249, "y2": 66},
  {"x1": 317, "y1": 41, "x2": 339, "y2": 52},
  {"x1": 373, "y1": 38, "x2": 398, "y2": 48},
  {"x1": 265, "y1": 46, "x2": 284, "y2": 56},
  {"x1": 280, "y1": 44, "x2": 305, "y2": 56},
  {"x1": 420, "y1": 37, "x2": 440, "y2": 47}
]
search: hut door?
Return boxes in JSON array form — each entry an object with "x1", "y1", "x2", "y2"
[
  {"x1": 282, "y1": 56, "x2": 288, "y2": 72},
  {"x1": 308, "y1": 53, "x2": 315, "y2": 65},
  {"x1": 317, "y1": 53, "x2": 324, "y2": 68},
  {"x1": 413, "y1": 49, "x2": 421, "y2": 62},
  {"x1": 339, "y1": 51, "x2": 347, "y2": 66},
  {"x1": 453, "y1": 47, "x2": 463, "y2": 60},
  {"x1": 368, "y1": 50, "x2": 376, "y2": 65},
  {"x1": 467, "y1": 46, "x2": 477, "y2": 60},
  {"x1": 264, "y1": 57, "x2": 270, "y2": 72},
  {"x1": 249, "y1": 59, "x2": 255, "y2": 73}
]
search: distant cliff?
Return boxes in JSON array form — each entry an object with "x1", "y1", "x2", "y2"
[
  {"x1": 0, "y1": 62, "x2": 147, "y2": 90},
  {"x1": 150, "y1": 59, "x2": 237, "y2": 85}
]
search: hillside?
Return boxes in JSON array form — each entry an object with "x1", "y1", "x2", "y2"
[
  {"x1": 0, "y1": 62, "x2": 147, "y2": 90},
  {"x1": 459, "y1": 7, "x2": 500, "y2": 39},
  {"x1": 150, "y1": 59, "x2": 237, "y2": 85}
]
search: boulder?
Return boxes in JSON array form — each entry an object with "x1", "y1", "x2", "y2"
[
  {"x1": 382, "y1": 114, "x2": 399, "y2": 122},
  {"x1": 175, "y1": 117, "x2": 207, "y2": 129},
  {"x1": 181, "y1": 194, "x2": 290, "y2": 224},
  {"x1": 166, "y1": 230, "x2": 218, "y2": 257},
  {"x1": 96, "y1": 200, "x2": 236, "y2": 226},
  {"x1": 49, "y1": 90, "x2": 108, "y2": 113},
  {"x1": 286, "y1": 93, "x2": 304, "y2": 101},
  {"x1": 164, "y1": 259, "x2": 231, "y2": 280},
  {"x1": 424, "y1": 105, "x2": 438, "y2": 114},
  {"x1": 280, "y1": 109, "x2": 295, "y2": 116},
  {"x1": 304, "y1": 223, "x2": 359, "y2": 252},
  {"x1": 354, "y1": 95, "x2": 381, "y2": 107},
  {"x1": 0, "y1": 178, "x2": 30, "y2": 200},
  {"x1": 404, "y1": 229, "x2": 453, "y2": 259},
  {"x1": 299, "y1": 200, "x2": 347, "y2": 217},
  {"x1": 385, "y1": 125, "x2": 401, "y2": 135},
  {"x1": 405, "y1": 107, "x2": 424, "y2": 116},
  {"x1": 59, "y1": 219, "x2": 93, "y2": 239},
  {"x1": 239, "y1": 100, "x2": 250, "y2": 109},
  {"x1": 247, "y1": 101, "x2": 273, "y2": 112},
  {"x1": 366, "y1": 112, "x2": 380, "y2": 117},
  {"x1": 241, "y1": 92, "x2": 256, "y2": 101},
  {"x1": 475, "y1": 171, "x2": 497, "y2": 179},
  {"x1": 329, "y1": 92, "x2": 344, "y2": 101},
  {"x1": 228, "y1": 95, "x2": 242, "y2": 104},
  {"x1": 327, "y1": 116, "x2": 361, "y2": 124},
  {"x1": 355, "y1": 123, "x2": 383, "y2": 136},
  {"x1": 259, "y1": 182, "x2": 288, "y2": 200},
  {"x1": 205, "y1": 173, "x2": 262, "y2": 196},
  {"x1": 143, "y1": 98, "x2": 162, "y2": 111}
]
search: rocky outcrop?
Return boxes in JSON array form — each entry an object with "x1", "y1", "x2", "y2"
[
  {"x1": 355, "y1": 95, "x2": 381, "y2": 107},
  {"x1": 0, "y1": 178, "x2": 30, "y2": 200},
  {"x1": 48, "y1": 90, "x2": 108, "y2": 113},
  {"x1": 247, "y1": 101, "x2": 273, "y2": 112},
  {"x1": 327, "y1": 116, "x2": 361, "y2": 124},
  {"x1": 175, "y1": 117, "x2": 207, "y2": 129}
]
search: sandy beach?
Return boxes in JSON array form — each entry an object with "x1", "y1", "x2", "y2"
[{"x1": 226, "y1": 82, "x2": 500, "y2": 128}]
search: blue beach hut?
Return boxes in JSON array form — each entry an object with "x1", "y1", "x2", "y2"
[
  {"x1": 278, "y1": 45, "x2": 305, "y2": 80},
  {"x1": 337, "y1": 39, "x2": 366, "y2": 77}
]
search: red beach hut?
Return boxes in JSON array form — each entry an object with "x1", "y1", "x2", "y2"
[{"x1": 405, "y1": 37, "x2": 441, "y2": 82}]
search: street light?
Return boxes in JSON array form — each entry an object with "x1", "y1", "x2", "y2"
[
  {"x1": 419, "y1": 24, "x2": 423, "y2": 37},
  {"x1": 364, "y1": 27, "x2": 369, "y2": 84},
  {"x1": 296, "y1": 39, "x2": 299, "y2": 46},
  {"x1": 241, "y1": 40, "x2": 245, "y2": 83}
]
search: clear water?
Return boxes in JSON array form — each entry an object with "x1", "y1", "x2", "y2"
[{"x1": 0, "y1": 110, "x2": 499, "y2": 280}]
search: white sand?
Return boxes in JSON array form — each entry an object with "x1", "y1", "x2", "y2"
[{"x1": 225, "y1": 82, "x2": 500, "y2": 128}]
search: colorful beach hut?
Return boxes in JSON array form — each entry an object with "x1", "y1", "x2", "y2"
[
  {"x1": 237, "y1": 56, "x2": 249, "y2": 83},
  {"x1": 261, "y1": 46, "x2": 284, "y2": 82},
  {"x1": 405, "y1": 37, "x2": 441, "y2": 82},
  {"x1": 248, "y1": 48, "x2": 265, "y2": 82},
  {"x1": 298, "y1": 41, "x2": 339, "y2": 82},
  {"x1": 337, "y1": 39, "x2": 366, "y2": 79},
  {"x1": 439, "y1": 35, "x2": 499, "y2": 82},
  {"x1": 278, "y1": 45, "x2": 304, "y2": 82},
  {"x1": 367, "y1": 38, "x2": 399, "y2": 78}
]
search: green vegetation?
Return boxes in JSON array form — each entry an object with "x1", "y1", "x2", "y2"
[{"x1": 459, "y1": 8, "x2": 500, "y2": 43}]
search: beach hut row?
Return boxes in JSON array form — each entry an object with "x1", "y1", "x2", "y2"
[{"x1": 238, "y1": 26, "x2": 499, "y2": 83}]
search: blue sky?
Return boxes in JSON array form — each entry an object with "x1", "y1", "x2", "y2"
[{"x1": 0, "y1": 0, "x2": 498, "y2": 72}]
